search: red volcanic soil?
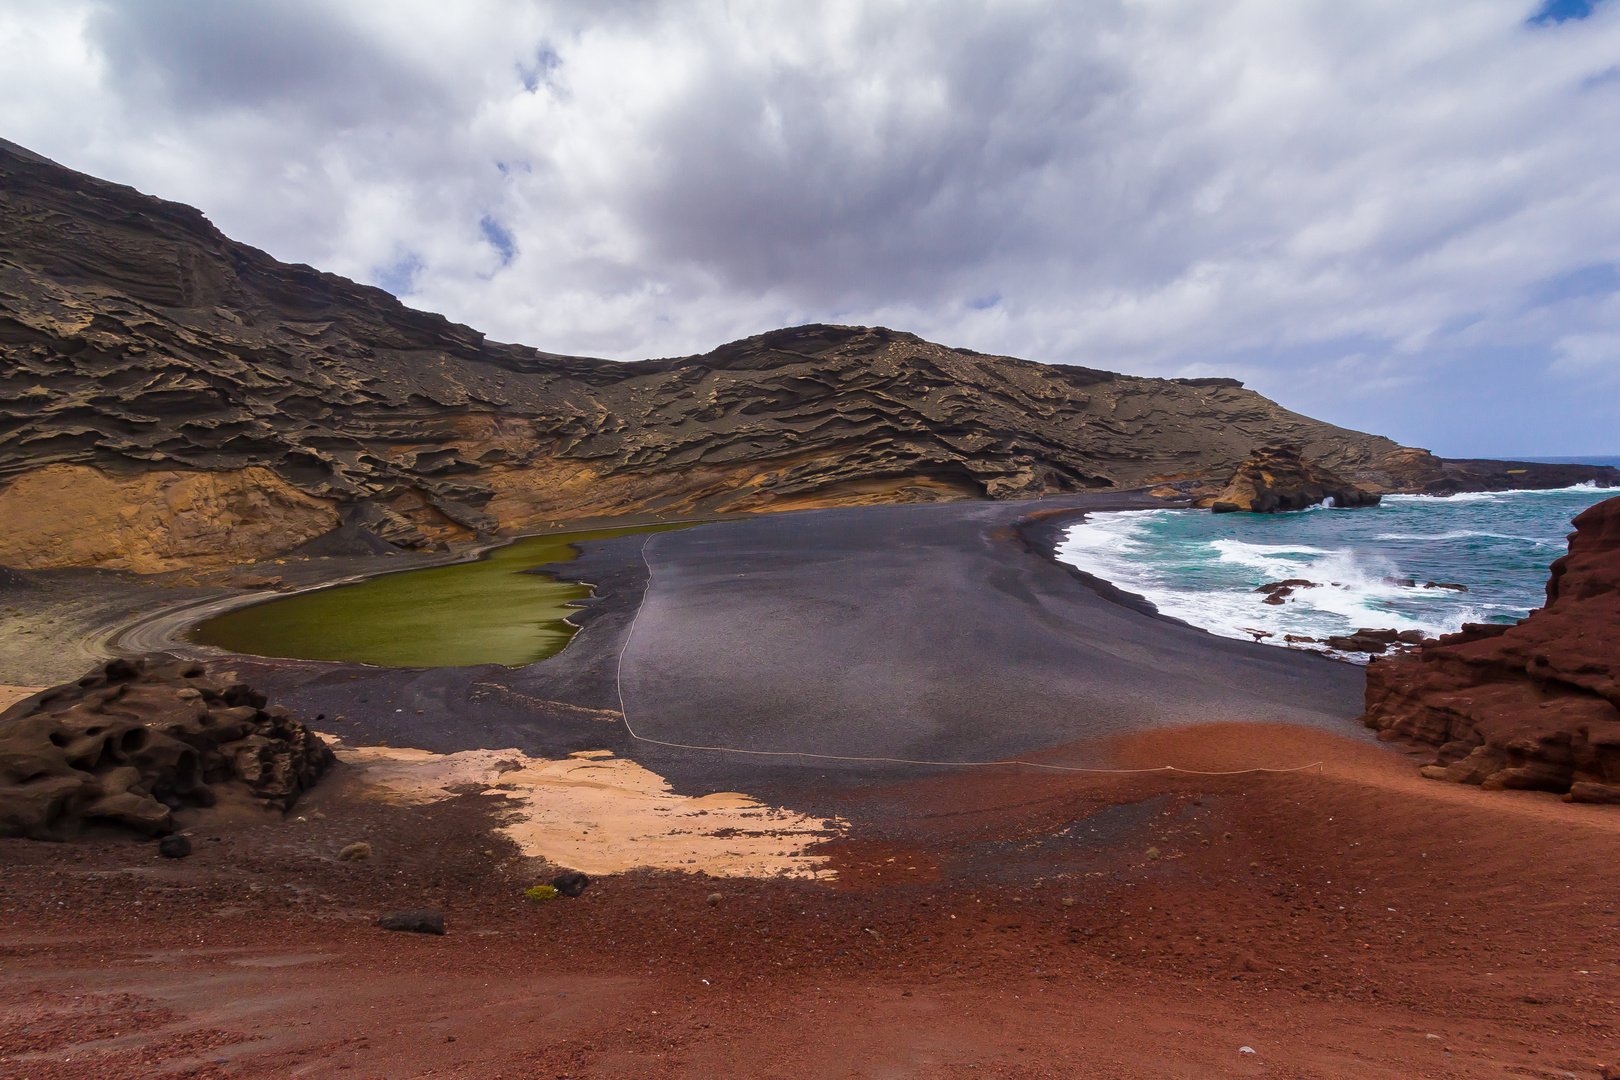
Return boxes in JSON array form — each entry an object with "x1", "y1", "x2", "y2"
[{"x1": 3, "y1": 723, "x2": 1619, "y2": 1079}]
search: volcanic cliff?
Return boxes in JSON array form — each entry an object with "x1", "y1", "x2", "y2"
[
  {"x1": 1361, "y1": 495, "x2": 1620, "y2": 802},
  {"x1": 2, "y1": 138, "x2": 1614, "y2": 571}
]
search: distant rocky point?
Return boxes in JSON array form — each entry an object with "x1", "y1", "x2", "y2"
[
  {"x1": 1206, "y1": 445, "x2": 1381, "y2": 514},
  {"x1": 1, "y1": 138, "x2": 1615, "y2": 571}
]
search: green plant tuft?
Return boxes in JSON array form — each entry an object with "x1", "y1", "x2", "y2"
[{"x1": 524, "y1": 885, "x2": 558, "y2": 902}]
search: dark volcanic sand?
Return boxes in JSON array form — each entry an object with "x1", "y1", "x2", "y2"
[{"x1": 229, "y1": 493, "x2": 1365, "y2": 803}]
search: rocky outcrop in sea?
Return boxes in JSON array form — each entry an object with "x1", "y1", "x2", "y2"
[{"x1": 1206, "y1": 445, "x2": 1381, "y2": 514}]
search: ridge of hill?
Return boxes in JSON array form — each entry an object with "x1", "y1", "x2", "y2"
[{"x1": 2, "y1": 138, "x2": 1613, "y2": 571}]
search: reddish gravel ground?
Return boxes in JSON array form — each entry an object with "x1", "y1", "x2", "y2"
[{"x1": 2, "y1": 722, "x2": 1618, "y2": 1079}]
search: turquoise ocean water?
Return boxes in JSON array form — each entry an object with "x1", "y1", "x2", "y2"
[{"x1": 1055, "y1": 484, "x2": 1616, "y2": 658}]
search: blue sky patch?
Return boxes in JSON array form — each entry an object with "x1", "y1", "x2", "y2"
[
  {"x1": 519, "y1": 47, "x2": 561, "y2": 93},
  {"x1": 1529, "y1": 0, "x2": 1607, "y2": 25},
  {"x1": 374, "y1": 252, "x2": 422, "y2": 297},
  {"x1": 480, "y1": 216, "x2": 517, "y2": 265},
  {"x1": 1527, "y1": 262, "x2": 1620, "y2": 305}
]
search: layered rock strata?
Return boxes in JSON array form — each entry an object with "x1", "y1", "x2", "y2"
[
  {"x1": 0, "y1": 655, "x2": 335, "y2": 838},
  {"x1": 2, "y1": 138, "x2": 1616, "y2": 570},
  {"x1": 1360, "y1": 496, "x2": 1620, "y2": 802},
  {"x1": 1207, "y1": 445, "x2": 1381, "y2": 513}
]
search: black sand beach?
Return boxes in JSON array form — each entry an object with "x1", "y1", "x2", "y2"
[{"x1": 142, "y1": 492, "x2": 1374, "y2": 800}]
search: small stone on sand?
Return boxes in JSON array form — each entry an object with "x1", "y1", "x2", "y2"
[{"x1": 376, "y1": 909, "x2": 444, "y2": 935}]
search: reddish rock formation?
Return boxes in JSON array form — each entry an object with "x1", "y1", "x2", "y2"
[
  {"x1": 1360, "y1": 495, "x2": 1620, "y2": 802},
  {"x1": 0, "y1": 655, "x2": 335, "y2": 838},
  {"x1": 1205, "y1": 445, "x2": 1381, "y2": 514}
]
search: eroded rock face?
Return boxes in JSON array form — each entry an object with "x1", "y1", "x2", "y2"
[
  {"x1": 1206, "y1": 446, "x2": 1381, "y2": 514},
  {"x1": 0, "y1": 655, "x2": 335, "y2": 839},
  {"x1": 2, "y1": 138, "x2": 1615, "y2": 570},
  {"x1": 0, "y1": 464, "x2": 338, "y2": 573},
  {"x1": 1360, "y1": 496, "x2": 1620, "y2": 802}
]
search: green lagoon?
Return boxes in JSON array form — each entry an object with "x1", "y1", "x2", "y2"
[{"x1": 189, "y1": 524, "x2": 691, "y2": 668}]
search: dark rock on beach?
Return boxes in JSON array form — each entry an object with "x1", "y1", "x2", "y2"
[
  {"x1": 377, "y1": 909, "x2": 445, "y2": 935},
  {"x1": 552, "y1": 871, "x2": 591, "y2": 898},
  {"x1": 1360, "y1": 495, "x2": 1620, "y2": 801},
  {"x1": 0, "y1": 655, "x2": 335, "y2": 839},
  {"x1": 1206, "y1": 446, "x2": 1381, "y2": 514}
]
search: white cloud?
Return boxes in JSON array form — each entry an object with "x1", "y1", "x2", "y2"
[
  {"x1": 2, "y1": 0, "x2": 1618, "y2": 453},
  {"x1": 1552, "y1": 331, "x2": 1620, "y2": 376}
]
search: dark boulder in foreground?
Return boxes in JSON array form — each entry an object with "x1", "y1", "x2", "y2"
[
  {"x1": 377, "y1": 909, "x2": 445, "y2": 935},
  {"x1": 1206, "y1": 445, "x2": 1381, "y2": 514},
  {"x1": 552, "y1": 871, "x2": 591, "y2": 898},
  {"x1": 0, "y1": 655, "x2": 335, "y2": 839},
  {"x1": 1360, "y1": 495, "x2": 1620, "y2": 801}
]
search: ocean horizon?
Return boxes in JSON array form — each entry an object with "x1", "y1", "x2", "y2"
[{"x1": 1499, "y1": 454, "x2": 1620, "y2": 467}]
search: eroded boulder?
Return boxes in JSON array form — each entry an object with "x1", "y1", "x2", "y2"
[{"x1": 0, "y1": 655, "x2": 335, "y2": 839}]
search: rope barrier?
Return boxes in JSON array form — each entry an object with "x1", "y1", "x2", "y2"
[{"x1": 613, "y1": 534, "x2": 1325, "y2": 778}]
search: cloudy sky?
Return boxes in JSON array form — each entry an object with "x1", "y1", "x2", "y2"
[{"x1": 2, "y1": 0, "x2": 1617, "y2": 456}]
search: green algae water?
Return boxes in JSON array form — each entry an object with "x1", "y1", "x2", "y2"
[{"x1": 189, "y1": 524, "x2": 692, "y2": 668}]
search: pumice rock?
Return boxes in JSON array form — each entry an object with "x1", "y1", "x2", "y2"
[{"x1": 0, "y1": 655, "x2": 335, "y2": 839}]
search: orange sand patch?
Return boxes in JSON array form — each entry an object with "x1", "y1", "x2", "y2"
[{"x1": 328, "y1": 740, "x2": 842, "y2": 878}]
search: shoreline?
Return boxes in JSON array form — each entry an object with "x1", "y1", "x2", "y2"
[
  {"x1": 5, "y1": 487, "x2": 1371, "y2": 795},
  {"x1": 1038, "y1": 484, "x2": 1616, "y2": 663}
]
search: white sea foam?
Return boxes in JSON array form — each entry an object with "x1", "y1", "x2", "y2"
[
  {"x1": 1057, "y1": 512, "x2": 1499, "y2": 657},
  {"x1": 1055, "y1": 486, "x2": 1614, "y2": 659},
  {"x1": 1372, "y1": 530, "x2": 1556, "y2": 544}
]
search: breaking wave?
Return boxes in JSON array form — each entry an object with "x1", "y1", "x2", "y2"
[{"x1": 1054, "y1": 485, "x2": 1614, "y2": 660}]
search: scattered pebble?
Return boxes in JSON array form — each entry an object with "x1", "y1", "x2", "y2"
[
  {"x1": 706, "y1": 892, "x2": 723, "y2": 906},
  {"x1": 376, "y1": 908, "x2": 444, "y2": 935},
  {"x1": 1239, "y1": 1046, "x2": 1256, "y2": 1054},
  {"x1": 552, "y1": 871, "x2": 591, "y2": 898},
  {"x1": 337, "y1": 841, "x2": 371, "y2": 862},
  {"x1": 157, "y1": 833, "x2": 191, "y2": 859}
]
